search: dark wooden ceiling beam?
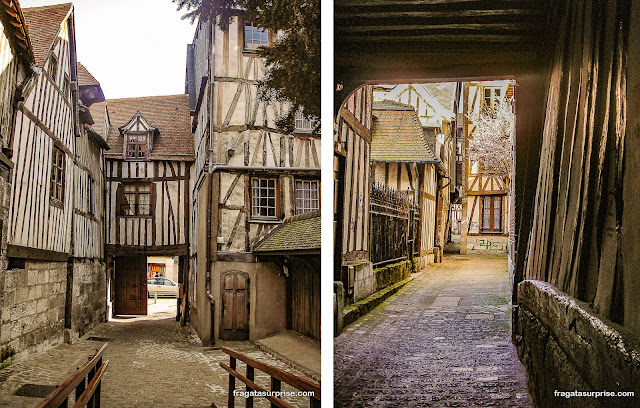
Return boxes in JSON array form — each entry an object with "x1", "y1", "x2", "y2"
[{"x1": 338, "y1": 23, "x2": 540, "y2": 33}]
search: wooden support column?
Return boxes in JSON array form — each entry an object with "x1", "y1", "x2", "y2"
[
  {"x1": 513, "y1": 74, "x2": 548, "y2": 302},
  {"x1": 621, "y1": 0, "x2": 640, "y2": 331}
]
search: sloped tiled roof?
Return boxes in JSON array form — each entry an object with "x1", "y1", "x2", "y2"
[
  {"x1": 253, "y1": 211, "x2": 321, "y2": 254},
  {"x1": 372, "y1": 100, "x2": 438, "y2": 162},
  {"x1": 104, "y1": 94, "x2": 194, "y2": 160},
  {"x1": 77, "y1": 62, "x2": 99, "y2": 86},
  {"x1": 22, "y1": 3, "x2": 72, "y2": 67}
]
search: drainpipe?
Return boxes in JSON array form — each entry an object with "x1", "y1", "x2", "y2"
[{"x1": 206, "y1": 172, "x2": 214, "y2": 345}]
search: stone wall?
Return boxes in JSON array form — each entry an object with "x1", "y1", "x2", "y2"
[
  {"x1": 373, "y1": 258, "x2": 414, "y2": 292},
  {"x1": 466, "y1": 235, "x2": 508, "y2": 253},
  {"x1": 0, "y1": 260, "x2": 67, "y2": 361},
  {"x1": 68, "y1": 259, "x2": 106, "y2": 342},
  {"x1": 515, "y1": 280, "x2": 640, "y2": 408}
]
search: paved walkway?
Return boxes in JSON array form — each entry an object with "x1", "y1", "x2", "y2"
[
  {"x1": 334, "y1": 254, "x2": 533, "y2": 407},
  {"x1": 0, "y1": 301, "x2": 317, "y2": 407}
]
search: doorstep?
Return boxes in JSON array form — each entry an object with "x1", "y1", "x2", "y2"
[{"x1": 254, "y1": 331, "x2": 321, "y2": 383}]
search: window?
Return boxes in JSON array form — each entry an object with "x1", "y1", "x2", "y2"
[
  {"x1": 87, "y1": 177, "x2": 95, "y2": 215},
  {"x1": 47, "y1": 55, "x2": 58, "y2": 82},
  {"x1": 295, "y1": 111, "x2": 316, "y2": 132},
  {"x1": 251, "y1": 178, "x2": 277, "y2": 218},
  {"x1": 244, "y1": 22, "x2": 269, "y2": 51},
  {"x1": 481, "y1": 195, "x2": 502, "y2": 233},
  {"x1": 63, "y1": 75, "x2": 70, "y2": 98},
  {"x1": 295, "y1": 179, "x2": 319, "y2": 214},
  {"x1": 483, "y1": 87, "x2": 501, "y2": 110},
  {"x1": 126, "y1": 133, "x2": 148, "y2": 159},
  {"x1": 50, "y1": 145, "x2": 65, "y2": 203},
  {"x1": 120, "y1": 183, "x2": 151, "y2": 216}
]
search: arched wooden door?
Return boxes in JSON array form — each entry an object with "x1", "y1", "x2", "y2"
[{"x1": 221, "y1": 271, "x2": 249, "y2": 340}]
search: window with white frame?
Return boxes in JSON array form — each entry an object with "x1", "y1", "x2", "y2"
[
  {"x1": 295, "y1": 179, "x2": 319, "y2": 214},
  {"x1": 251, "y1": 178, "x2": 277, "y2": 218},
  {"x1": 244, "y1": 22, "x2": 269, "y2": 51},
  {"x1": 295, "y1": 111, "x2": 316, "y2": 132}
]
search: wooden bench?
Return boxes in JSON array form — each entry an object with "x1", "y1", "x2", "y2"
[
  {"x1": 36, "y1": 343, "x2": 109, "y2": 408},
  {"x1": 220, "y1": 346, "x2": 320, "y2": 408}
]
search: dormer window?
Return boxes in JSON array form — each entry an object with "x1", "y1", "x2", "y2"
[
  {"x1": 244, "y1": 22, "x2": 269, "y2": 51},
  {"x1": 127, "y1": 133, "x2": 148, "y2": 158},
  {"x1": 120, "y1": 112, "x2": 155, "y2": 160}
]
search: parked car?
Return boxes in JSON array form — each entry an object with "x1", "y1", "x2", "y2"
[{"x1": 147, "y1": 277, "x2": 178, "y2": 298}]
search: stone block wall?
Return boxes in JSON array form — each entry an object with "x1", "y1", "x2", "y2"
[
  {"x1": 349, "y1": 261, "x2": 373, "y2": 304},
  {"x1": 0, "y1": 260, "x2": 67, "y2": 361},
  {"x1": 373, "y1": 259, "x2": 413, "y2": 292},
  {"x1": 515, "y1": 280, "x2": 640, "y2": 408},
  {"x1": 69, "y1": 259, "x2": 106, "y2": 341}
]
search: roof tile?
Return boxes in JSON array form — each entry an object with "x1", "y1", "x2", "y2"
[
  {"x1": 253, "y1": 211, "x2": 321, "y2": 253},
  {"x1": 104, "y1": 94, "x2": 194, "y2": 160},
  {"x1": 372, "y1": 100, "x2": 438, "y2": 162},
  {"x1": 22, "y1": 3, "x2": 72, "y2": 67}
]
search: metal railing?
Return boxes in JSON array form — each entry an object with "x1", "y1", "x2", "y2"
[
  {"x1": 36, "y1": 343, "x2": 109, "y2": 408},
  {"x1": 220, "y1": 346, "x2": 320, "y2": 408}
]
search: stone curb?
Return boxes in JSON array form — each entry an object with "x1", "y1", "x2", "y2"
[{"x1": 342, "y1": 274, "x2": 417, "y2": 328}]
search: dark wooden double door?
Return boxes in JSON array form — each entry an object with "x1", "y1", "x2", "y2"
[{"x1": 114, "y1": 256, "x2": 147, "y2": 315}]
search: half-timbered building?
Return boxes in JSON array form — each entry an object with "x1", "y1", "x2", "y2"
[
  {"x1": 0, "y1": 0, "x2": 32, "y2": 363},
  {"x1": 372, "y1": 83, "x2": 458, "y2": 261},
  {"x1": 186, "y1": 15, "x2": 321, "y2": 344},
  {"x1": 334, "y1": 85, "x2": 373, "y2": 305},
  {"x1": 101, "y1": 94, "x2": 193, "y2": 317},
  {"x1": 3, "y1": 3, "x2": 109, "y2": 358},
  {"x1": 460, "y1": 80, "x2": 514, "y2": 253},
  {"x1": 370, "y1": 100, "x2": 443, "y2": 267}
]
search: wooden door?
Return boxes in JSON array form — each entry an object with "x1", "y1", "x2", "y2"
[
  {"x1": 221, "y1": 271, "x2": 249, "y2": 340},
  {"x1": 114, "y1": 256, "x2": 147, "y2": 315},
  {"x1": 288, "y1": 258, "x2": 320, "y2": 341}
]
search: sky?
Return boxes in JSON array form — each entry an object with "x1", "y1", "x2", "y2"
[{"x1": 21, "y1": 0, "x2": 197, "y2": 99}]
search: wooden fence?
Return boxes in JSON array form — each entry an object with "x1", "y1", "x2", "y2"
[
  {"x1": 37, "y1": 343, "x2": 108, "y2": 408},
  {"x1": 219, "y1": 346, "x2": 320, "y2": 408},
  {"x1": 370, "y1": 182, "x2": 420, "y2": 267}
]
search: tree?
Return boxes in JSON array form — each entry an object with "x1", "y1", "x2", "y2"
[
  {"x1": 173, "y1": 0, "x2": 320, "y2": 133},
  {"x1": 466, "y1": 96, "x2": 515, "y2": 177}
]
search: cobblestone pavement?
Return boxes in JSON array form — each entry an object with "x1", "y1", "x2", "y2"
[
  {"x1": 0, "y1": 306, "x2": 317, "y2": 407},
  {"x1": 334, "y1": 254, "x2": 534, "y2": 407}
]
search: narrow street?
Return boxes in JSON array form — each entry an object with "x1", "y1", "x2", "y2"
[
  {"x1": 334, "y1": 255, "x2": 533, "y2": 407},
  {"x1": 0, "y1": 300, "x2": 315, "y2": 408}
]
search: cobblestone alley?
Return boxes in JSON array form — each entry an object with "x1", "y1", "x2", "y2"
[
  {"x1": 334, "y1": 254, "x2": 533, "y2": 407},
  {"x1": 0, "y1": 304, "x2": 315, "y2": 408}
]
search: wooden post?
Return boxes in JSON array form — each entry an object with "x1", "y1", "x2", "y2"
[
  {"x1": 228, "y1": 356, "x2": 236, "y2": 408},
  {"x1": 246, "y1": 365, "x2": 254, "y2": 408},
  {"x1": 270, "y1": 377, "x2": 281, "y2": 408}
]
